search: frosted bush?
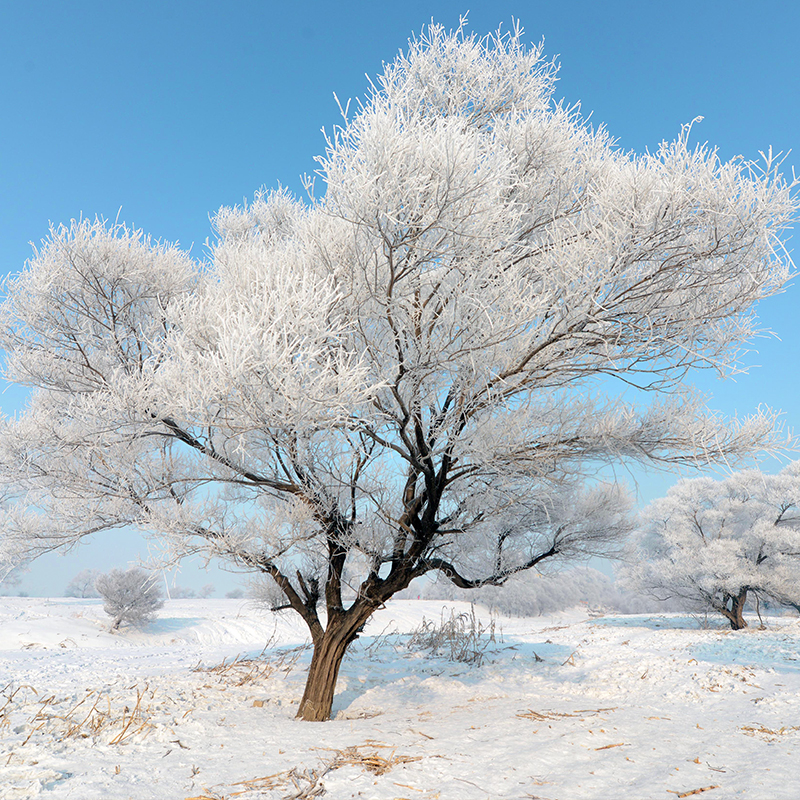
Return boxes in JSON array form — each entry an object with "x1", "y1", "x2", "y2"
[{"x1": 95, "y1": 568, "x2": 164, "y2": 631}]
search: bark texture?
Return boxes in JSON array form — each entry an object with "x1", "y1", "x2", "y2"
[
  {"x1": 295, "y1": 608, "x2": 371, "y2": 722},
  {"x1": 721, "y1": 589, "x2": 749, "y2": 630}
]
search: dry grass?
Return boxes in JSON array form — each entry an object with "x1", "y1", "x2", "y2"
[
  {"x1": 698, "y1": 665, "x2": 761, "y2": 693},
  {"x1": 192, "y1": 645, "x2": 307, "y2": 688},
  {"x1": 517, "y1": 709, "x2": 584, "y2": 721},
  {"x1": 4, "y1": 645, "x2": 307, "y2": 757},
  {"x1": 0, "y1": 683, "x2": 37, "y2": 732},
  {"x1": 407, "y1": 605, "x2": 498, "y2": 666},
  {"x1": 19, "y1": 684, "x2": 157, "y2": 747},
  {"x1": 2, "y1": 679, "x2": 163, "y2": 754},
  {"x1": 189, "y1": 742, "x2": 424, "y2": 800},
  {"x1": 186, "y1": 767, "x2": 325, "y2": 799},
  {"x1": 666, "y1": 787, "x2": 721, "y2": 798},
  {"x1": 516, "y1": 706, "x2": 617, "y2": 722},
  {"x1": 739, "y1": 723, "x2": 800, "y2": 741},
  {"x1": 323, "y1": 743, "x2": 423, "y2": 776}
]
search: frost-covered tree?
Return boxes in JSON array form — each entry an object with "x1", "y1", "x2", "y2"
[
  {"x1": 169, "y1": 583, "x2": 216, "y2": 599},
  {"x1": 622, "y1": 464, "x2": 800, "y2": 629},
  {"x1": 0, "y1": 564, "x2": 25, "y2": 596},
  {"x1": 95, "y1": 567, "x2": 164, "y2": 631},
  {"x1": 0, "y1": 22, "x2": 797, "y2": 719},
  {"x1": 169, "y1": 585, "x2": 197, "y2": 599},
  {"x1": 415, "y1": 565, "x2": 670, "y2": 617},
  {"x1": 64, "y1": 568, "x2": 102, "y2": 598}
]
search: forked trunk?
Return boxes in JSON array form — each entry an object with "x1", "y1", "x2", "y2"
[
  {"x1": 296, "y1": 615, "x2": 363, "y2": 722},
  {"x1": 722, "y1": 589, "x2": 748, "y2": 630}
]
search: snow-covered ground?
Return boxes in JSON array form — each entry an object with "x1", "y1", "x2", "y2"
[{"x1": 1, "y1": 598, "x2": 799, "y2": 799}]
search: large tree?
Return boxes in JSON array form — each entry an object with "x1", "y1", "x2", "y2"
[
  {"x1": 622, "y1": 464, "x2": 800, "y2": 629},
  {"x1": 0, "y1": 23, "x2": 797, "y2": 720}
]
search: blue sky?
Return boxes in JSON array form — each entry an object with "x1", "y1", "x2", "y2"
[{"x1": 2, "y1": 0, "x2": 799, "y2": 595}]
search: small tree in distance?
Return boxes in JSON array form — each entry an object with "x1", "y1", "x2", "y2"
[
  {"x1": 0, "y1": 564, "x2": 25, "y2": 596},
  {"x1": 0, "y1": 21, "x2": 797, "y2": 720},
  {"x1": 169, "y1": 582, "x2": 216, "y2": 599},
  {"x1": 95, "y1": 568, "x2": 164, "y2": 631},
  {"x1": 622, "y1": 463, "x2": 800, "y2": 629},
  {"x1": 168, "y1": 585, "x2": 194, "y2": 599},
  {"x1": 64, "y1": 568, "x2": 102, "y2": 598}
]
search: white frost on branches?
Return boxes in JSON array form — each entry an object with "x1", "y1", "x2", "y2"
[
  {"x1": 95, "y1": 567, "x2": 164, "y2": 631},
  {"x1": 621, "y1": 462, "x2": 800, "y2": 629}
]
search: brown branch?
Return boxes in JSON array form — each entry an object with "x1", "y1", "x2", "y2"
[{"x1": 421, "y1": 543, "x2": 559, "y2": 589}]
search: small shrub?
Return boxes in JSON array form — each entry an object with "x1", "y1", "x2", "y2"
[
  {"x1": 407, "y1": 605, "x2": 498, "y2": 665},
  {"x1": 95, "y1": 568, "x2": 164, "y2": 631}
]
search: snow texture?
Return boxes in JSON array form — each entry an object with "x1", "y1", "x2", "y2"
[{"x1": 1, "y1": 598, "x2": 798, "y2": 799}]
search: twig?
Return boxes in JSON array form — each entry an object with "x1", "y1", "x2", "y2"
[
  {"x1": 667, "y1": 787, "x2": 720, "y2": 798},
  {"x1": 573, "y1": 707, "x2": 618, "y2": 714}
]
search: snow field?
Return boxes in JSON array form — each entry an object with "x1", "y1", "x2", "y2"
[{"x1": 1, "y1": 599, "x2": 799, "y2": 799}]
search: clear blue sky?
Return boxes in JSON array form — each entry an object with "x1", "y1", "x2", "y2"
[{"x1": 2, "y1": 0, "x2": 799, "y2": 595}]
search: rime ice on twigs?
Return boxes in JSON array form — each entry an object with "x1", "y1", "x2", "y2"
[{"x1": 95, "y1": 568, "x2": 164, "y2": 631}]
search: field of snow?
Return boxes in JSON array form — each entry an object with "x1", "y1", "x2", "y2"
[{"x1": 1, "y1": 598, "x2": 799, "y2": 800}]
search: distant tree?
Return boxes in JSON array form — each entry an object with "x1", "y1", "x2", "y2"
[
  {"x1": 0, "y1": 564, "x2": 25, "y2": 596},
  {"x1": 95, "y1": 568, "x2": 164, "y2": 631},
  {"x1": 0, "y1": 22, "x2": 797, "y2": 719},
  {"x1": 225, "y1": 588, "x2": 245, "y2": 599},
  {"x1": 252, "y1": 571, "x2": 296, "y2": 611},
  {"x1": 64, "y1": 568, "x2": 102, "y2": 598},
  {"x1": 169, "y1": 583, "x2": 215, "y2": 598},
  {"x1": 415, "y1": 565, "x2": 673, "y2": 617},
  {"x1": 170, "y1": 585, "x2": 197, "y2": 599},
  {"x1": 622, "y1": 464, "x2": 800, "y2": 629}
]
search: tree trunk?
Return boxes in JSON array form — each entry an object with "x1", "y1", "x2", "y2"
[
  {"x1": 722, "y1": 589, "x2": 748, "y2": 630},
  {"x1": 296, "y1": 615, "x2": 362, "y2": 722}
]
